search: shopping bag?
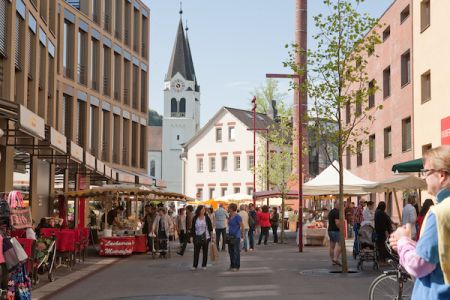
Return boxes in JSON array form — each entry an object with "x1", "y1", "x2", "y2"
[
  {"x1": 8, "y1": 264, "x2": 31, "y2": 300},
  {"x1": 0, "y1": 195, "x2": 11, "y2": 227},
  {"x1": 3, "y1": 238, "x2": 19, "y2": 271},
  {"x1": 10, "y1": 238, "x2": 28, "y2": 263},
  {"x1": 209, "y1": 242, "x2": 219, "y2": 261},
  {"x1": 8, "y1": 191, "x2": 32, "y2": 229}
]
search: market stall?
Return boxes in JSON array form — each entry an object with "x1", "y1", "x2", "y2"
[{"x1": 64, "y1": 184, "x2": 190, "y2": 256}]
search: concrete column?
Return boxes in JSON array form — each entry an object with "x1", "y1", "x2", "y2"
[{"x1": 0, "y1": 144, "x2": 14, "y2": 192}]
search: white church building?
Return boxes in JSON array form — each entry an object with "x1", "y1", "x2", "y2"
[
  {"x1": 181, "y1": 107, "x2": 274, "y2": 200},
  {"x1": 161, "y1": 18, "x2": 200, "y2": 193}
]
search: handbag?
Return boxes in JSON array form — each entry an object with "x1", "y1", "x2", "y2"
[
  {"x1": 10, "y1": 237, "x2": 28, "y2": 263},
  {"x1": 209, "y1": 242, "x2": 219, "y2": 261},
  {"x1": 225, "y1": 235, "x2": 237, "y2": 245},
  {"x1": 8, "y1": 264, "x2": 31, "y2": 300},
  {"x1": 8, "y1": 191, "x2": 32, "y2": 229},
  {"x1": 3, "y1": 238, "x2": 19, "y2": 271}
]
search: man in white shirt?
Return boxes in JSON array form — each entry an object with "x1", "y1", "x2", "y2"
[
  {"x1": 238, "y1": 204, "x2": 250, "y2": 251},
  {"x1": 402, "y1": 195, "x2": 418, "y2": 240}
]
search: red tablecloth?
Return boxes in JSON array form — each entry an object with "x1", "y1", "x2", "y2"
[
  {"x1": 99, "y1": 237, "x2": 135, "y2": 256},
  {"x1": 133, "y1": 235, "x2": 147, "y2": 253}
]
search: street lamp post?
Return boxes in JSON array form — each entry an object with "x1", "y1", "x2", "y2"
[{"x1": 252, "y1": 97, "x2": 257, "y2": 206}]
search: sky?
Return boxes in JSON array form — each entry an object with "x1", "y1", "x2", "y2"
[{"x1": 143, "y1": 0, "x2": 393, "y2": 126}]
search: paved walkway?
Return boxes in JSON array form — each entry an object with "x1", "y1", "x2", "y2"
[{"x1": 35, "y1": 233, "x2": 387, "y2": 300}]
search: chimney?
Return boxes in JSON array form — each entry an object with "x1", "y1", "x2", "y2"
[{"x1": 268, "y1": 100, "x2": 278, "y2": 120}]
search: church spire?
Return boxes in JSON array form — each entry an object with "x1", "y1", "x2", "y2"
[{"x1": 165, "y1": 10, "x2": 197, "y2": 83}]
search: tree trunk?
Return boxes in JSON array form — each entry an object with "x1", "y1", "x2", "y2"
[{"x1": 338, "y1": 153, "x2": 348, "y2": 273}]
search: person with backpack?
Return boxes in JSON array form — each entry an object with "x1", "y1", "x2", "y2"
[{"x1": 248, "y1": 203, "x2": 256, "y2": 251}]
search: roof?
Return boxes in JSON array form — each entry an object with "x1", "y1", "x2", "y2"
[
  {"x1": 225, "y1": 107, "x2": 274, "y2": 130},
  {"x1": 165, "y1": 19, "x2": 196, "y2": 82},
  {"x1": 182, "y1": 107, "x2": 274, "y2": 150}
]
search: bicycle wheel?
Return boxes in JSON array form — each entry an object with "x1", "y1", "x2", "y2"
[{"x1": 369, "y1": 273, "x2": 413, "y2": 300}]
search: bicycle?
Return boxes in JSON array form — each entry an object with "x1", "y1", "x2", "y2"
[{"x1": 368, "y1": 242, "x2": 414, "y2": 300}]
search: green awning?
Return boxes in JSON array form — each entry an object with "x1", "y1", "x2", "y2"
[{"x1": 392, "y1": 158, "x2": 423, "y2": 173}]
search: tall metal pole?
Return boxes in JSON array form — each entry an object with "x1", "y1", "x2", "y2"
[
  {"x1": 252, "y1": 97, "x2": 257, "y2": 206},
  {"x1": 295, "y1": 0, "x2": 307, "y2": 252}
]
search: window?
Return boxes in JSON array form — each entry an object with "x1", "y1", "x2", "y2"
[
  {"x1": 176, "y1": 135, "x2": 180, "y2": 141},
  {"x1": 89, "y1": 105, "x2": 98, "y2": 155},
  {"x1": 422, "y1": 143, "x2": 432, "y2": 155},
  {"x1": 209, "y1": 188, "x2": 215, "y2": 199},
  {"x1": 123, "y1": 58, "x2": 130, "y2": 105},
  {"x1": 122, "y1": 118, "x2": 130, "y2": 165},
  {"x1": 124, "y1": 0, "x2": 131, "y2": 46},
  {"x1": 247, "y1": 155, "x2": 254, "y2": 171},
  {"x1": 234, "y1": 156, "x2": 241, "y2": 171},
  {"x1": 346, "y1": 146, "x2": 351, "y2": 170},
  {"x1": 150, "y1": 160, "x2": 156, "y2": 177},
  {"x1": 228, "y1": 127, "x2": 235, "y2": 141},
  {"x1": 113, "y1": 52, "x2": 121, "y2": 100},
  {"x1": 140, "y1": 124, "x2": 146, "y2": 168},
  {"x1": 179, "y1": 98, "x2": 186, "y2": 116},
  {"x1": 62, "y1": 94, "x2": 73, "y2": 138},
  {"x1": 221, "y1": 187, "x2": 227, "y2": 197},
  {"x1": 221, "y1": 156, "x2": 228, "y2": 171},
  {"x1": 357, "y1": 141, "x2": 362, "y2": 166},
  {"x1": 383, "y1": 66, "x2": 391, "y2": 99},
  {"x1": 402, "y1": 117, "x2": 412, "y2": 152},
  {"x1": 209, "y1": 157, "x2": 216, "y2": 172},
  {"x1": 234, "y1": 187, "x2": 240, "y2": 194},
  {"x1": 355, "y1": 91, "x2": 362, "y2": 117},
  {"x1": 197, "y1": 158, "x2": 203, "y2": 172},
  {"x1": 399, "y1": 50, "x2": 411, "y2": 87},
  {"x1": 384, "y1": 127, "x2": 392, "y2": 158},
  {"x1": 421, "y1": 71, "x2": 431, "y2": 103},
  {"x1": 114, "y1": 0, "x2": 122, "y2": 39},
  {"x1": 102, "y1": 110, "x2": 110, "y2": 161},
  {"x1": 92, "y1": 0, "x2": 100, "y2": 24},
  {"x1": 345, "y1": 101, "x2": 350, "y2": 124},
  {"x1": 91, "y1": 38, "x2": 100, "y2": 91},
  {"x1": 131, "y1": 122, "x2": 138, "y2": 167},
  {"x1": 142, "y1": 16, "x2": 148, "y2": 57},
  {"x1": 369, "y1": 134, "x2": 376, "y2": 163},
  {"x1": 141, "y1": 70, "x2": 147, "y2": 113},
  {"x1": 0, "y1": 0, "x2": 7, "y2": 58},
  {"x1": 216, "y1": 128, "x2": 222, "y2": 142},
  {"x1": 382, "y1": 26, "x2": 390, "y2": 42},
  {"x1": 15, "y1": 13, "x2": 24, "y2": 70},
  {"x1": 368, "y1": 80, "x2": 375, "y2": 108},
  {"x1": 104, "y1": 0, "x2": 111, "y2": 32},
  {"x1": 171, "y1": 98, "x2": 177, "y2": 115},
  {"x1": 103, "y1": 45, "x2": 111, "y2": 96},
  {"x1": 400, "y1": 5, "x2": 410, "y2": 23},
  {"x1": 421, "y1": 0, "x2": 430, "y2": 32},
  {"x1": 196, "y1": 188, "x2": 203, "y2": 200},
  {"x1": 132, "y1": 65, "x2": 139, "y2": 109},
  {"x1": 247, "y1": 187, "x2": 254, "y2": 196},
  {"x1": 77, "y1": 100, "x2": 86, "y2": 147},
  {"x1": 112, "y1": 115, "x2": 120, "y2": 163},
  {"x1": 77, "y1": 30, "x2": 88, "y2": 85},
  {"x1": 63, "y1": 21, "x2": 74, "y2": 79},
  {"x1": 133, "y1": 8, "x2": 140, "y2": 52}
]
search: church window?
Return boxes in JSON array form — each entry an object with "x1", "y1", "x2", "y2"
[
  {"x1": 177, "y1": 135, "x2": 180, "y2": 141},
  {"x1": 179, "y1": 98, "x2": 186, "y2": 116},
  {"x1": 171, "y1": 98, "x2": 177, "y2": 116}
]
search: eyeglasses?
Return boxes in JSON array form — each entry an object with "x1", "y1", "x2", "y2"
[{"x1": 419, "y1": 169, "x2": 449, "y2": 178}]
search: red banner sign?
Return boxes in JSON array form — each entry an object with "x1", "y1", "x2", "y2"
[
  {"x1": 442, "y1": 116, "x2": 450, "y2": 145},
  {"x1": 99, "y1": 237, "x2": 135, "y2": 256}
]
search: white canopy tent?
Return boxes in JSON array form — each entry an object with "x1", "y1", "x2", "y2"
[
  {"x1": 303, "y1": 161, "x2": 376, "y2": 195},
  {"x1": 363, "y1": 175, "x2": 426, "y2": 193}
]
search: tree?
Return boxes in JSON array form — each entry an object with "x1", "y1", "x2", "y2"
[
  {"x1": 285, "y1": 0, "x2": 382, "y2": 272},
  {"x1": 251, "y1": 79, "x2": 288, "y2": 114},
  {"x1": 148, "y1": 109, "x2": 163, "y2": 126},
  {"x1": 255, "y1": 102, "x2": 295, "y2": 243}
]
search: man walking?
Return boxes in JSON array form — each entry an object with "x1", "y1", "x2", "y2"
[
  {"x1": 402, "y1": 195, "x2": 418, "y2": 240},
  {"x1": 143, "y1": 204, "x2": 157, "y2": 253},
  {"x1": 247, "y1": 203, "x2": 256, "y2": 251},
  {"x1": 328, "y1": 201, "x2": 342, "y2": 266},
  {"x1": 215, "y1": 204, "x2": 229, "y2": 251},
  {"x1": 352, "y1": 200, "x2": 364, "y2": 259},
  {"x1": 238, "y1": 204, "x2": 249, "y2": 251},
  {"x1": 177, "y1": 205, "x2": 194, "y2": 256}
]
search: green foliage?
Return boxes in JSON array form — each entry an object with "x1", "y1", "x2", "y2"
[
  {"x1": 148, "y1": 109, "x2": 163, "y2": 126},
  {"x1": 251, "y1": 79, "x2": 288, "y2": 114}
]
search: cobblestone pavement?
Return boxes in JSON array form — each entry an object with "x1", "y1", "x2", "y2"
[{"x1": 44, "y1": 233, "x2": 386, "y2": 300}]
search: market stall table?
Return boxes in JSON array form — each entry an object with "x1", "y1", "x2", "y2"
[
  {"x1": 99, "y1": 236, "x2": 135, "y2": 256},
  {"x1": 304, "y1": 226, "x2": 327, "y2": 246}
]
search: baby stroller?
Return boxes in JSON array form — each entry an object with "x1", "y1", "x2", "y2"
[
  {"x1": 357, "y1": 224, "x2": 379, "y2": 270},
  {"x1": 32, "y1": 237, "x2": 57, "y2": 284}
]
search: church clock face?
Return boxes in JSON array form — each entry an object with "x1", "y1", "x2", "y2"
[{"x1": 171, "y1": 79, "x2": 185, "y2": 92}]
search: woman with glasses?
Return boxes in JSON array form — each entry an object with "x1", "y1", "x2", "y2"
[{"x1": 389, "y1": 146, "x2": 450, "y2": 299}]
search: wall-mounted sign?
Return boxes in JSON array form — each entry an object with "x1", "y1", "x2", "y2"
[
  {"x1": 85, "y1": 151, "x2": 96, "y2": 170},
  {"x1": 50, "y1": 127, "x2": 67, "y2": 153},
  {"x1": 19, "y1": 105, "x2": 45, "y2": 140},
  {"x1": 139, "y1": 175, "x2": 153, "y2": 186},
  {"x1": 105, "y1": 165, "x2": 112, "y2": 179},
  {"x1": 118, "y1": 172, "x2": 135, "y2": 183},
  {"x1": 441, "y1": 116, "x2": 450, "y2": 145},
  {"x1": 155, "y1": 180, "x2": 167, "y2": 188},
  {"x1": 96, "y1": 160, "x2": 105, "y2": 175},
  {"x1": 70, "y1": 142, "x2": 84, "y2": 163}
]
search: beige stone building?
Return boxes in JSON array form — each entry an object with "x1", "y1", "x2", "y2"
[
  {"x1": 412, "y1": 0, "x2": 450, "y2": 155},
  {"x1": 0, "y1": 0, "x2": 151, "y2": 222}
]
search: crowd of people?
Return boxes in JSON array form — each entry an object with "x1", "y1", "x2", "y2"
[{"x1": 141, "y1": 202, "x2": 284, "y2": 272}]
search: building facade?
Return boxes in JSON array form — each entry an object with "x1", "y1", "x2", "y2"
[
  {"x1": 182, "y1": 107, "x2": 273, "y2": 200},
  {"x1": 412, "y1": 0, "x2": 450, "y2": 154},
  {"x1": 148, "y1": 125, "x2": 162, "y2": 180},
  {"x1": 345, "y1": 0, "x2": 413, "y2": 219},
  {"x1": 0, "y1": 0, "x2": 151, "y2": 221},
  {"x1": 162, "y1": 18, "x2": 200, "y2": 193}
]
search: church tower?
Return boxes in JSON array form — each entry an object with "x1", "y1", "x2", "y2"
[{"x1": 162, "y1": 16, "x2": 200, "y2": 193}]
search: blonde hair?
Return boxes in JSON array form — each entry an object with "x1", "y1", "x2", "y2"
[{"x1": 423, "y1": 145, "x2": 450, "y2": 187}]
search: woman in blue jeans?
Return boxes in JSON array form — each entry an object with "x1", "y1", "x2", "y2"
[{"x1": 227, "y1": 203, "x2": 243, "y2": 272}]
